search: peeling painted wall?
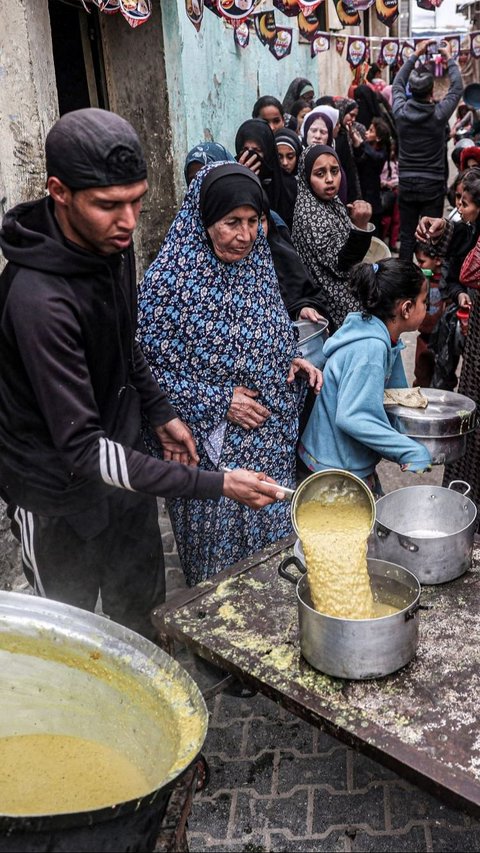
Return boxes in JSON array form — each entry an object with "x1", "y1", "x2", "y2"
[
  {"x1": 0, "y1": 0, "x2": 57, "y2": 220},
  {"x1": 160, "y1": 3, "x2": 367, "y2": 196}
]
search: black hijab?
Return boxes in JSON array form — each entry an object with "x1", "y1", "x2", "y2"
[
  {"x1": 235, "y1": 119, "x2": 294, "y2": 229},
  {"x1": 304, "y1": 144, "x2": 341, "y2": 184},
  {"x1": 282, "y1": 78, "x2": 314, "y2": 114},
  {"x1": 262, "y1": 193, "x2": 332, "y2": 325},
  {"x1": 354, "y1": 85, "x2": 380, "y2": 129},
  {"x1": 200, "y1": 163, "x2": 263, "y2": 228}
]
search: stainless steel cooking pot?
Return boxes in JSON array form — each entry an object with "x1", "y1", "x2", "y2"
[
  {"x1": 385, "y1": 388, "x2": 477, "y2": 465},
  {"x1": 293, "y1": 318, "x2": 329, "y2": 369},
  {"x1": 372, "y1": 481, "x2": 477, "y2": 585},
  {"x1": 0, "y1": 592, "x2": 208, "y2": 852},
  {"x1": 279, "y1": 556, "x2": 421, "y2": 680}
]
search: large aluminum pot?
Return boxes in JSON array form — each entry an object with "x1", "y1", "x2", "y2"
[
  {"x1": 372, "y1": 481, "x2": 477, "y2": 585},
  {"x1": 289, "y1": 469, "x2": 376, "y2": 538},
  {"x1": 0, "y1": 592, "x2": 207, "y2": 852},
  {"x1": 279, "y1": 556, "x2": 420, "y2": 680}
]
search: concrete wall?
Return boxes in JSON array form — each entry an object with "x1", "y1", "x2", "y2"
[
  {"x1": 0, "y1": 0, "x2": 58, "y2": 220},
  {"x1": 99, "y1": 3, "x2": 178, "y2": 272},
  {"x1": 160, "y1": 2, "x2": 363, "y2": 199}
]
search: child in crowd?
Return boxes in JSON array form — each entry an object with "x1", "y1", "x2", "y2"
[
  {"x1": 298, "y1": 260, "x2": 432, "y2": 495},
  {"x1": 380, "y1": 138, "x2": 400, "y2": 252},
  {"x1": 351, "y1": 117, "x2": 391, "y2": 235},
  {"x1": 413, "y1": 242, "x2": 445, "y2": 387}
]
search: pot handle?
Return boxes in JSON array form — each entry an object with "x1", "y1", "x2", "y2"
[
  {"x1": 376, "y1": 523, "x2": 390, "y2": 540},
  {"x1": 448, "y1": 480, "x2": 471, "y2": 497},
  {"x1": 398, "y1": 535, "x2": 419, "y2": 553},
  {"x1": 278, "y1": 555, "x2": 307, "y2": 584},
  {"x1": 405, "y1": 600, "x2": 433, "y2": 621}
]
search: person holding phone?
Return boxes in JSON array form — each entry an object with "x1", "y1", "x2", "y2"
[
  {"x1": 235, "y1": 118, "x2": 295, "y2": 229},
  {"x1": 392, "y1": 38, "x2": 463, "y2": 261}
]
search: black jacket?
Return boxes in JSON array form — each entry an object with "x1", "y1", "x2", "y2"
[
  {"x1": 392, "y1": 57, "x2": 462, "y2": 183},
  {"x1": 0, "y1": 197, "x2": 222, "y2": 516}
]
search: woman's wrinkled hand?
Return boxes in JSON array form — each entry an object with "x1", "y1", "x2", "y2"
[
  {"x1": 287, "y1": 358, "x2": 323, "y2": 394},
  {"x1": 298, "y1": 307, "x2": 328, "y2": 326},
  {"x1": 227, "y1": 386, "x2": 271, "y2": 430}
]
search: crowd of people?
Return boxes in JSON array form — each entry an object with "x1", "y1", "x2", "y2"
[{"x1": 1, "y1": 36, "x2": 480, "y2": 638}]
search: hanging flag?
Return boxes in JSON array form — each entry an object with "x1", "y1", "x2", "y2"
[
  {"x1": 234, "y1": 20, "x2": 250, "y2": 47},
  {"x1": 471, "y1": 31, "x2": 480, "y2": 59},
  {"x1": 415, "y1": 0, "x2": 443, "y2": 9},
  {"x1": 298, "y1": 10, "x2": 322, "y2": 42},
  {"x1": 443, "y1": 36, "x2": 460, "y2": 61},
  {"x1": 380, "y1": 38, "x2": 399, "y2": 66},
  {"x1": 217, "y1": 0, "x2": 258, "y2": 25},
  {"x1": 118, "y1": 0, "x2": 152, "y2": 28},
  {"x1": 204, "y1": 0, "x2": 222, "y2": 15},
  {"x1": 185, "y1": 0, "x2": 204, "y2": 31},
  {"x1": 375, "y1": 0, "x2": 398, "y2": 28},
  {"x1": 335, "y1": 0, "x2": 360, "y2": 26},
  {"x1": 335, "y1": 35, "x2": 346, "y2": 55},
  {"x1": 399, "y1": 40, "x2": 415, "y2": 64},
  {"x1": 92, "y1": 0, "x2": 120, "y2": 12},
  {"x1": 298, "y1": 0, "x2": 324, "y2": 12},
  {"x1": 254, "y1": 10, "x2": 277, "y2": 46},
  {"x1": 269, "y1": 27, "x2": 293, "y2": 59},
  {"x1": 351, "y1": 0, "x2": 375, "y2": 8},
  {"x1": 311, "y1": 33, "x2": 330, "y2": 58},
  {"x1": 347, "y1": 36, "x2": 368, "y2": 67},
  {"x1": 273, "y1": 0, "x2": 300, "y2": 14}
]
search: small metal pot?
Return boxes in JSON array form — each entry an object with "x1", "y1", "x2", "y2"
[
  {"x1": 287, "y1": 469, "x2": 376, "y2": 538},
  {"x1": 279, "y1": 556, "x2": 421, "y2": 680},
  {"x1": 293, "y1": 318, "x2": 328, "y2": 369},
  {"x1": 372, "y1": 481, "x2": 477, "y2": 585}
]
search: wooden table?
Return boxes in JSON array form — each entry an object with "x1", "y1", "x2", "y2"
[{"x1": 152, "y1": 535, "x2": 480, "y2": 817}]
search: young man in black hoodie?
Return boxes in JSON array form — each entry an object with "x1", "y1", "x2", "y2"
[
  {"x1": 393, "y1": 38, "x2": 463, "y2": 261},
  {"x1": 0, "y1": 108, "x2": 282, "y2": 638}
]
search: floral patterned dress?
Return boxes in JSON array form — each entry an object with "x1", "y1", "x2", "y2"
[{"x1": 137, "y1": 163, "x2": 300, "y2": 585}]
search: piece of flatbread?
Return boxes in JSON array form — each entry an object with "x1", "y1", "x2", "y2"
[{"x1": 384, "y1": 388, "x2": 429, "y2": 409}]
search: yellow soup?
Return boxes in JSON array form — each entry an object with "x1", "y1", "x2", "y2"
[
  {"x1": 297, "y1": 499, "x2": 397, "y2": 620},
  {"x1": 0, "y1": 733, "x2": 152, "y2": 815}
]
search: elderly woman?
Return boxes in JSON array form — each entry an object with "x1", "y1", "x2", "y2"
[{"x1": 138, "y1": 163, "x2": 321, "y2": 585}]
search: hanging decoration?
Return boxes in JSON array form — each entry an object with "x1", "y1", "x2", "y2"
[
  {"x1": 87, "y1": 0, "x2": 152, "y2": 28},
  {"x1": 185, "y1": 0, "x2": 204, "y2": 31},
  {"x1": 471, "y1": 32, "x2": 480, "y2": 59},
  {"x1": 335, "y1": 1, "x2": 360, "y2": 26},
  {"x1": 298, "y1": 10, "x2": 322, "y2": 41},
  {"x1": 416, "y1": 0, "x2": 443, "y2": 9},
  {"x1": 204, "y1": 0, "x2": 222, "y2": 15},
  {"x1": 269, "y1": 27, "x2": 294, "y2": 59},
  {"x1": 374, "y1": 0, "x2": 398, "y2": 28},
  {"x1": 379, "y1": 38, "x2": 399, "y2": 66},
  {"x1": 297, "y1": 0, "x2": 324, "y2": 12},
  {"x1": 234, "y1": 20, "x2": 250, "y2": 47},
  {"x1": 311, "y1": 33, "x2": 331, "y2": 58},
  {"x1": 352, "y1": 0, "x2": 375, "y2": 9},
  {"x1": 347, "y1": 36, "x2": 368, "y2": 67},
  {"x1": 444, "y1": 36, "x2": 460, "y2": 61},
  {"x1": 273, "y1": 0, "x2": 301, "y2": 15},
  {"x1": 335, "y1": 35, "x2": 346, "y2": 55},
  {"x1": 253, "y1": 10, "x2": 277, "y2": 45},
  {"x1": 399, "y1": 40, "x2": 415, "y2": 64},
  {"x1": 217, "y1": 0, "x2": 258, "y2": 24}
]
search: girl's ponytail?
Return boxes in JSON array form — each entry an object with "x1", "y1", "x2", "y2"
[{"x1": 350, "y1": 259, "x2": 424, "y2": 324}]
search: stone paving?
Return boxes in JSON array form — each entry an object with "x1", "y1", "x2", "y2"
[{"x1": 1, "y1": 334, "x2": 479, "y2": 851}]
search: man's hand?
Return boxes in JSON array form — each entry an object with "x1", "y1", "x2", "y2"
[
  {"x1": 222, "y1": 469, "x2": 284, "y2": 507},
  {"x1": 415, "y1": 39, "x2": 435, "y2": 58},
  {"x1": 287, "y1": 357, "x2": 323, "y2": 394},
  {"x1": 438, "y1": 40, "x2": 452, "y2": 62},
  {"x1": 347, "y1": 200, "x2": 372, "y2": 230},
  {"x1": 226, "y1": 386, "x2": 271, "y2": 430},
  {"x1": 416, "y1": 216, "x2": 446, "y2": 243},
  {"x1": 155, "y1": 418, "x2": 199, "y2": 466}
]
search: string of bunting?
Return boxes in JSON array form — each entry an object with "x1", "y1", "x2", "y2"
[{"x1": 186, "y1": 1, "x2": 475, "y2": 65}]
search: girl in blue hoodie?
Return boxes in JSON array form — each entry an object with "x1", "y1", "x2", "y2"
[{"x1": 298, "y1": 259, "x2": 432, "y2": 494}]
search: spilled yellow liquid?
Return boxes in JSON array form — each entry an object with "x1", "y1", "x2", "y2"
[
  {"x1": 297, "y1": 499, "x2": 398, "y2": 620},
  {"x1": 0, "y1": 734, "x2": 152, "y2": 815}
]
